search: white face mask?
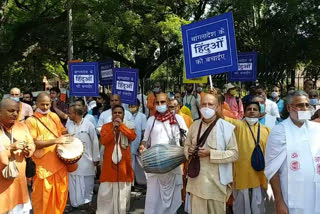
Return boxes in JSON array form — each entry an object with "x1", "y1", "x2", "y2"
[
  {"x1": 245, "y1": 117, "x2": 259, "y2": 125},
  {"x1": 271, "y1": 92, "x2": 279, "y2": 98},
  {"x1": 156, "y1": 105, "x2": 167, "y2": 113},
  {"x1": 200, "y1": 107, "x2": 215, "y2": 119},
  {"x1": 297, "y1": 111, "x2": 311, "y2": 122},
  {"x1": 36, "y1": 108, "x2": 50, "y2": 115}
]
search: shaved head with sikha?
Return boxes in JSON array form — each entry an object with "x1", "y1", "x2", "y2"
[
  {"x1": 156, "y1": 93, "x2": 169, "y2": 102},
  {"x1": 200, "y1": 93, "x2": 222, "y2": 119},
  {"x1": 110, "y1": 94, "x2": 121, "y2": 108},
  {"x1": 0, "y1": 98, "x2": 19, "y2": 110},
  {"x1": 0, "y1": 98, "x2": 20, "y2": 127},
  {"x1": 36, "y1": 92, "x2": 51, "y2": 113},
  {"x1": 10, "y1": 88, "x2": 21, "y2": 97},
  {"x1": 37, "y1": 92, "x2": 51, "y2": 102}
]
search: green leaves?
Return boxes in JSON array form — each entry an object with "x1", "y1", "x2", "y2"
[{"x1": 0, "y1": 0, "x2": 319, "y2": 94}]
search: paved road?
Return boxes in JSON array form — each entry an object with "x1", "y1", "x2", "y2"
[{"x1": 31, "y1": 183, "x2": 275, "y2": 213}]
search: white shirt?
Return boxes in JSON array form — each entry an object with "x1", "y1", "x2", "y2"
[
  {"x1": 143, "y1": 114, "x2": 188, "y2": 147},
  {"x1": 96, "y1": 109, "x2": 133, "y2": 133},
  {"x1": 264, "y1": 114, "x2": 277, "y2": 129},
  {"x1": 265, "y1": 99, "x2": 280, "y2": 118},
  {"x1": 143, "y1": 114, "x2": 188, "y2": 176},
  {"x1": 137, "y1": 93, "x2": 149, "y2": 116},
  {"x1": 84, "y1": 113, "x2": 96, "y2": 127},
  {"x1": 66, "y1": 118, "x2": 100, "y2": 176},
  {"x1": 131, "y1": 112, "x2": 147, "y2": 155},
  {"x1": 183, "y1": 94, "x2": 201, "y2": 120},
  {"x1": 87, "y1": 100, "x2": 96, "y2": 112},
  {"x1": 66, "y1": 113, "x2": 96, "y2": 128}
]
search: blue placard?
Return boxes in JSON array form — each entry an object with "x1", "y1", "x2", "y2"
[
  {"x1": 69, "y1": 62, "x2": 99, "y2": 96},
  {"x1": 112, "y1": 68, "x2": 139, "y2": 105},
  {"x1": 228, "y1": 52, "x2": 258, "y2": 82},
  {"x1": 99, "y1": 60, "x2": 114, "y2": 86},
  {"x1": 182, "y1": 12, "x2": 238, "y2": 79}
]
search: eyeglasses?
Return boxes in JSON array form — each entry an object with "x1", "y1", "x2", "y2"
[{"x1": 291, "y1": 103, "x2": 310, "y2": 108}]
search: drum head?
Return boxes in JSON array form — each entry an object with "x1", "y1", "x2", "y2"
[{"x1": 57, "y1": 137, "x2": 84, "y2": 160}]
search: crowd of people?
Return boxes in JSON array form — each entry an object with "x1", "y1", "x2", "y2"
[{"x1": 0, "y1": 79, "x2": 320, "y2": 214}]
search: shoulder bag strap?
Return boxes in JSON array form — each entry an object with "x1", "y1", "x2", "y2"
[
  {"x1": 194, "y1": 118, "x2": 218, "y2": 153},
  {"x1": 197, "y1": 118, "x2": 218, "y2": 148},
  {"x1": 32, "y1": 115, "x2": 59, "y2": 138},
  {"x1": 246, "y1": 122, "x2": 260, "y2": 145}
]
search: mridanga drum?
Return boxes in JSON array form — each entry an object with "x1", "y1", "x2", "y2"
[
  {"x1": 141, "y1": 144, "x2": 186, "y2": 174},
  {"x1": 56, "y1": 136, "x2": 84, "y2": 172}
]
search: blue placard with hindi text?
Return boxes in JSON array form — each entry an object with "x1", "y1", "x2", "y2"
[
  {"x1": 181, "y1": 12, "x2": 238, "y2": 79},
  {"x1": 99, "y1": 60, "x2": 114, "y2": 86},
  {"x1": 69, "y1": 62, "x2": 99, "y2": 96},
  {"x1": 228, "y1": 52, "x2": 258, "y2": 82},
  {"x1": 112, "y1": 68, "x2": 139, "y2": 105}
]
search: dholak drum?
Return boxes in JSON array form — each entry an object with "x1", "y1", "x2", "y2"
[
  {"x1": 56, "y1": 136, "x2": 84, "y2": 165},
  {"x1": 141, "y1": 144, "x2": 186, "y2": 174}
]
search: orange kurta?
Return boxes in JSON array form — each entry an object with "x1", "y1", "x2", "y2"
[
  {"x1": 147, "y1": 92, "x2": 156, "y2": 117},
  {"x1": 200, "y1": 91, "x2": 205, "y2": 101},
  {"x1": 25, "y1": 111, "x2": 68, "y2": 214},
  {"x1": 100, "y1": 123, "x2": 136, "y2": 183},
  {"x1": 0, "y1": 122, "x2": 35, "y2": 213}
]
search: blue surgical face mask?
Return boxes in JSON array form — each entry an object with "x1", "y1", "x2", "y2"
[
  {"x1": 259, "y1": 103, "x2": 265, "y2": 113},
  {"x1": 156, "y1": 105, "x2": 167, "y2": 113},
  {"x1": 310, "y1": 98, "x2": 318, "y2": 106},
  {"x1": 197, "y1": 87, "x2": 202, "y2": 93},
  {"x1": 10, "y1": 97, "x2": 20, "y2": 102}
]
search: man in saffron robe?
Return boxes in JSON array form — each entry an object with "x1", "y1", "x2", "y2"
[
  {"x1": 26, "y1": 92, "x2": 69, "y2": 214},
  {"x1": 96, "y1": 105, "x2": 136, "y2": 214},
  {"x1": 0, "y1": 98, "x2": 35, "y2": 214}
]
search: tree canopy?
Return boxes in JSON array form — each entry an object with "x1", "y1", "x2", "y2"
[{"x1": 0, "y1": 0, "x2": 319, "y2": 93}]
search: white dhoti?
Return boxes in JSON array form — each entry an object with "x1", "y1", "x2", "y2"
[
  {"x1": 6, "y1": 200, "x2": 32, "y2": 214},
  {"x1": 145, "y1": 173, "x2": 182, "y2": 214},
  {"x1": 96, "y1": 182, "x2": 131, "y2": 214},
  {"x1": 68, "y1": 174, "x2": 95, "y2": 207},
  {"x1": 232, "y1": 187, "x2": 266, "y2": 214}
]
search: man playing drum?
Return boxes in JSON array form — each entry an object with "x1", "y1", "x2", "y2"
[
  {"x1": 96, "y1": 105, "x2": 136, "y2": 214},
  {"x1": 26, "y1": 92, "x2": 69, "y2": 214},
  {"x1": 139, "y1": 92, "x2": 188, "y2": 214},
  {"x1": 66, "y1": 104, "x2": 100, "y2": 210}
]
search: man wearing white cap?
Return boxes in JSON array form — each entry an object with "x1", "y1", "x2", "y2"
[{"x1": 224, "y1": 83, "x2": 244, "y2": 119}]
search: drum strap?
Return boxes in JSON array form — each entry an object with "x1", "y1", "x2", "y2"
[
  {"x1": 32, "y1": 115, "x2": 59, "y2": 138},
  {"x1": 146, "y1": 118, "x2": 156, "y2": 148}
]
